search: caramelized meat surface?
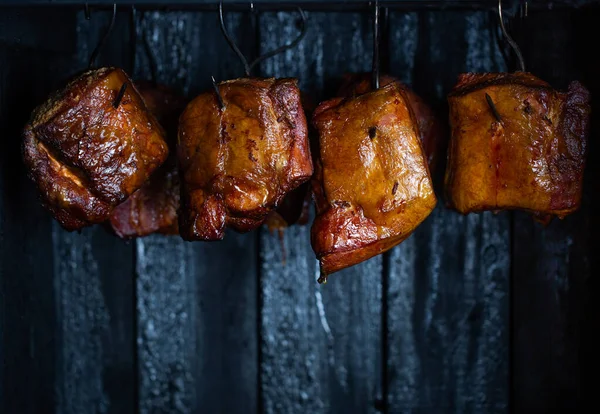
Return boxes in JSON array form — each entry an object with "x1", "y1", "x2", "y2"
[
  {"x1": 264, "y1": 91, "x2": 316, "y2": 231},
  {"x1": 337, "y1": 72, "x2": 443, "y2": 174},
  {"x1": 312, "y1": 81, "x2": 437, "y2": 275},
  {"x1": 178, "y1": 77, "x2": 313, "y2": 240},
  {"x1": 109, "y1": 82, "x2": 187, "y2": 238},
  {"x1": 23, "y1": 67, "x2": 168, "y2": 230},
  {"x1": 445, "y1": 72, "x2": 590, "y2": 219}
]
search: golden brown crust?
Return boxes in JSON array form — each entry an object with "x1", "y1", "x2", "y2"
[
  {"x1": 23, "y1": 67, "x2": 169, "y2": 231},
  {"x1": 311, "y1": 81, "x2": 437, "y2": 275},
  {"x1": 178, "y1": 77, "x2": 313, "y2": 241},
  {"x1": 337, "y1": 72, "x2": 444, "y2": 174},
  {"x1": 445, "y1": 72, "x2": 590, "y2": 218},
  {"x1": 109, "y1": 82, "x2": 187, "y2": 238}
]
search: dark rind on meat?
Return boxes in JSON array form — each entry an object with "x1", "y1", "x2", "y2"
[
  {"x1": 448, "y1": 72, "x2": 553, "y2": 97},
  {"x1": 178, "y1": 77, "x2": 313, "y2": 241},
  {"x1": 22, "y1": 67, "x2": 169, "y2": 230}
]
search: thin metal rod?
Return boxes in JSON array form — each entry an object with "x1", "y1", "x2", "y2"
[
  {"x1": 219, "y1": 1, "x2": 307, "y2": 77},
  {"x1": 371, "y1": 0, "x2": 380, "y2": 90},
  {"x1": 247, "y1": 7, "x2": 307, "y2": 74},
  {"x1": 88, "y1": 3, "x2": 117, "y2": 69},
  {"x1": 498, "y1": 0, "x2": 525, "y2": 72},
  {"x1": 212, "y1": 76, "x2": 225, "y2": 110},
  {"x1": 113, "y1": 82, "x2": 128, "y2": 108},
  {"x1": 485, "y1": 93, "x2": 502, "y2": 123},
  {"x1": 219, "y1": 2, "x2": 251, "y2": 76}
]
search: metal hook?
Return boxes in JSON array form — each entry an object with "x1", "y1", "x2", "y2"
[
  {"x1": 88, "y1": 3, "x2": 117, "y2": 69},
  {"x1": 498, "y1": 0, "x2": 525, "y2": 72},
  {"x1": 219, "y1": 2, "x2": 251, "y2": 76},
  {"x1": 247, "y1": 8, "x2": 307, "y2": 74},
  {"x1": 219, "y1": 2, "x2": 307, "y2": 77},
  {"x1": 371, "y1": 0, "x2": 380, "y2": 90},
  {"x1": 211, "y1": 76, "x2": 225, "y2": 110},
  {"x1": 113, "y1": 82, "x2": 128, "y2": 108}
]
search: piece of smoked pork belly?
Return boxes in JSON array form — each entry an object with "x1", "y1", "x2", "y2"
[
  {"x1": 178, "y1": 77, "x2": 313, "y2": 241},
  {"x1": 445, "y1": 72, "x2": 590, "y2": 221},
  {"x1": 337, "y1": 72, "x2": 443, "y2": 174},
  {"x1": 109, "y1": 82, "x2": 187, "y2": 238},
  {"x1": 311, "y1": 81, "x2": 437, "y2": 276},
  {"x1": 23, "y1": 68, "x2": 168, "y2": 231}
]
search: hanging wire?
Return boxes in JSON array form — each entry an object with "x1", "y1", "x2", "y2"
[
  {"x1": 498, "y1": 0, "x2": 526, "y2": 72},
  {"x1": 218, "y1": 1, "x2": 307, "y2": 77},
  {"x1": 219, "y1": 2, "x2": 251, "y2": 76},
  {"x1": 88, "y1": 3, "x2": 117, "y2": 69},
  {"x1": 247, "y1": 8, "x2": 307, "y2": 74},
  {"x1": 371, "y1": 0, "x2": 380, "y2": 90}
]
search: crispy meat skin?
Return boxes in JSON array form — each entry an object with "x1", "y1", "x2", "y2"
[
  {"x1": 337, "y1": 72, "x2": 443, "y2": 174},
  {"x1": 311, "y1": 81, "x2": 437, "y2": 274},
  {"x1": 178, "y1": 77, "x2": 313, "y2": 240},
  {"x1": 445, "y1": 72, "x2": 590, "y2": 218},
  {"x1": 23, "y1": 67, "x2": 169, "y2": 231},
  {"x1": 109, "y1": 82, "x2": 187, "y2": 238},
  {"x1": 264, "y1": 91, "x2": 316, "y2": 230}
]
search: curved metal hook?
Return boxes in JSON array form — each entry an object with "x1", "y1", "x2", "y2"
[
  {"x1": 219, "y1": 2, "x2": 307, "y2": 77},
  {"x1": 371, "y1": 0, "x2": 380, "y2": 90},
  {"x1": 498, "y1": 0, "x2": 525, "y2": 72},
  {"x1": 219, "y1": 2, "x2": 251, "y2": 76},
  {"x1": 247, "y1": 8, "x2": 307, "y2": 74},
  {"x1": 88, "y1": 3, "x2": 117, "y2": 69}
]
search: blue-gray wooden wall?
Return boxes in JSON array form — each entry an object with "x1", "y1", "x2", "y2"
[{"x1": 0, "y1": 3, "x2": 597, "y2": 413}]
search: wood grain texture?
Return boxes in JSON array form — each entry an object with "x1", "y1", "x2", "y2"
[
  {"x1": 386, "y1": 11, "x2": 510, "y2": 413},
  {"x1": 42, "y1": 11, "x2": 137, "y2": 414},
  {"x1": 1, "y1": 9, "x2": 83, "y2": 414},
  {"x1": 0, "y1": 4, "x2": 597, "y2": 414},
  {"x1": 134, "y1": 11, "x2": 258, "y2": 414},
  {"x1": 0, "y1": 44, "x2": 59, "y2": 414},
  {"x1": 511, "y1": 11, "x2": 592, "y2": 413},
  {"x1": 258, "y1": 12, "x2": 383, "y2": 414}
]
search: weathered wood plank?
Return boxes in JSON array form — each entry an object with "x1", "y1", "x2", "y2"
[
  {"x1": 571, "y1": 9, "x2": 600, "y2": 409},
  {"x1": 386, "y1": 11, "x2": 510, "y2": 413},
  {"x1": 0, "y1": 44, "x2": 59, "y2": 414},
  {"x1": 512, "y1": 10, "x2": 592, "y2": 412},
  {"x1": 50, "y1": 10, "x2": 136, "y2": 414},
  {"x1": 258, "y1": 11, "x2": 383, "y2": 414},
  {"x1": 135, "y1": 11, "x2": 258, "y2": 413},
  {"x1": 0, "y1": 9, "x2": 112, "y2": 414}
]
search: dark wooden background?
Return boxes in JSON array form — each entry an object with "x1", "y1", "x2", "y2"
[{"x1": 0, "y1": 1, "x2": 597, "y2": 413}]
